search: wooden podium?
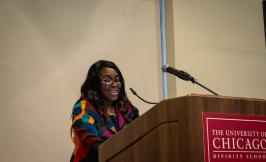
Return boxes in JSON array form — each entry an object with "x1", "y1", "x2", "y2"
[{"x1": 99, "y1": 94, "x2": 266, "y2": 162}]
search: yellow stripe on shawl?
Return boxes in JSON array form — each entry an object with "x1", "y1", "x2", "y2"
[
  {"x1": 88, "y1": 116, "x2": 95, "y2": 124},
  {"x1": 72, "y1": 100, "x2": 86, "y2": 124}
]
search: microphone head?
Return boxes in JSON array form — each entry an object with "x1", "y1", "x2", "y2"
[
  {"x1": 162, "y1": 64, "x2": 169, "y2": 72},
  {"x1": 129, "y1": 88, "x2": 137, "y2": 95}
]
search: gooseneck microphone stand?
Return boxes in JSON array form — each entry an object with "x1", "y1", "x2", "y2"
[
  {"x1": 129, "y1": 88, "x2": 158, "y2": 105},
  {"x1": 191, "y1": 78, "x2": 219, "y2": 96}
]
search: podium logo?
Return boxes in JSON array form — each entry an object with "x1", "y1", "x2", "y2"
[{"x1": 203, "y1": 113, "x2": 266, "y2": 162}]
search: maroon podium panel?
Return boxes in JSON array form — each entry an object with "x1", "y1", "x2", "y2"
[{"x1": 203, "y1": 112, "x2": 266, "y2": 162}]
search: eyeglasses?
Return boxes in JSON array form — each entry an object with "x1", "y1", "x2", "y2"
[{"x1": 101, "y1": 77, "x2": 121, "y2": 86}]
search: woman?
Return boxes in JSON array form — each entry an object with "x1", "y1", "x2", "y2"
[{"x1": 70, "y1": 60, "x2": 139, "y2": 162}]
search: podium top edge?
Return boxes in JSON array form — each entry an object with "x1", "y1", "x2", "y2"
[{"x1": 161, "y1": 93, "x2": 266, "y2": 102}]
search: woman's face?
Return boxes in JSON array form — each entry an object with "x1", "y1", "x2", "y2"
[{"x1": 99, "y1": 67, "x2": 122, "y2": 102}]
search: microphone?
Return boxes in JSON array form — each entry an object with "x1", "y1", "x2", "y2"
[
  {"x1": 129, "y1": 88, "x2": 157, "y2": 105},
  {"x1": 162, "y1": 64, "x2": 195, "y2": 83},
  {"x1": 162, "y1": 64, "x2": 219, "y2": 95}
]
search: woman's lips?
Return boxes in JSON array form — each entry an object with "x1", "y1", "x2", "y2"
[{"x1": 109, "y1": 90, "x2": 119, "y2": 96}]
